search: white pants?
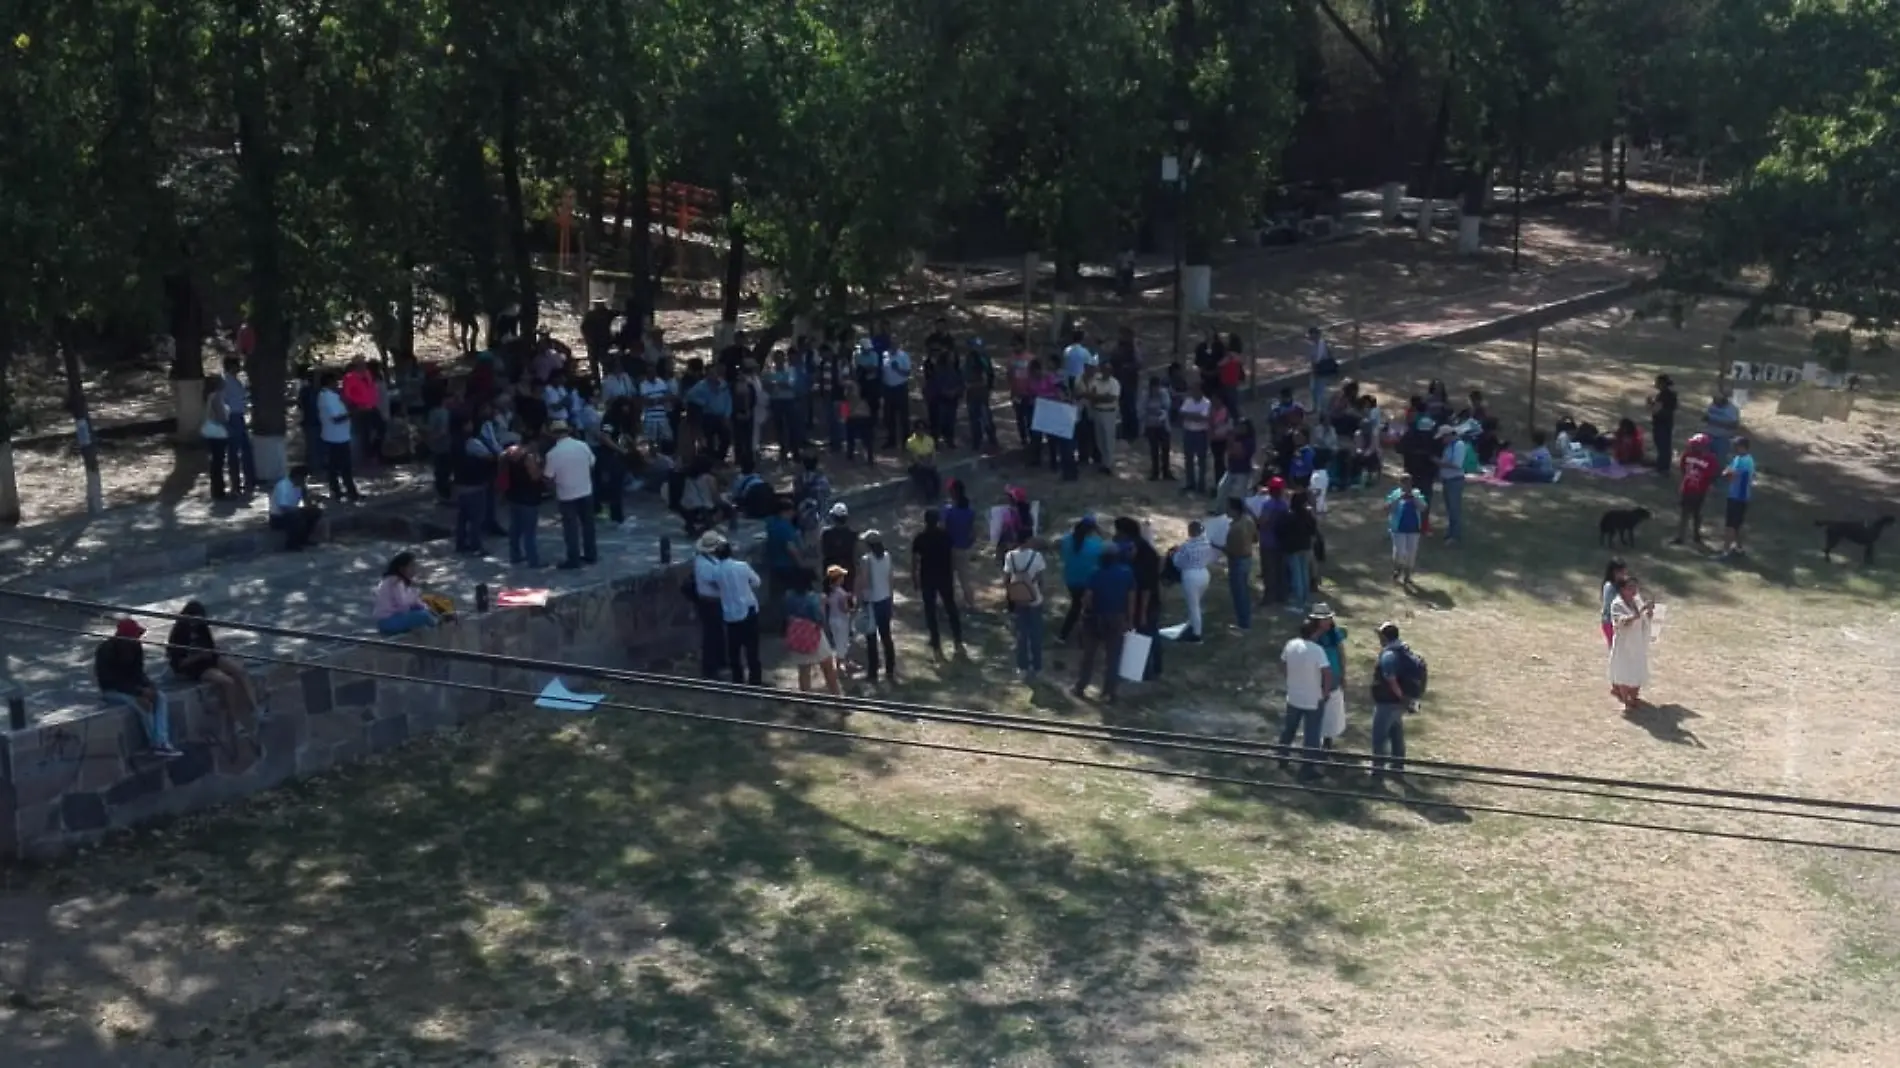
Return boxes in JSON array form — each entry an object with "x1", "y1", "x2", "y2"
[
  {"x1": 1179, "y1": 567, "x2": 1210, "y2": 636},
  {"x1": 1391, "y1": 531, "x2": 1421, "y2": 569}
]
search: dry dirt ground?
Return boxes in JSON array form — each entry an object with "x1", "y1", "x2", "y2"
[
  {"x1": 1, "y1": 193, "x2": 1652, "y2": 527},
  {"x1": 6, "y1": 294, "x2": 1899, "y2": 1067}
]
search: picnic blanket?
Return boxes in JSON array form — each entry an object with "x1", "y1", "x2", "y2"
[{"x1": 1563, "y1": 461, "x2": 1641, "y2": 479}]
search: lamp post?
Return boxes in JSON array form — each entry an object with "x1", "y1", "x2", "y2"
[{"x1": 1169, "y1": 117, "x2": 1190, "y2": 362}]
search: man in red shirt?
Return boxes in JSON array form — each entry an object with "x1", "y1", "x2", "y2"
[{"x1": 1674, "y1": 433, "x2": 1717, "y2": 545}]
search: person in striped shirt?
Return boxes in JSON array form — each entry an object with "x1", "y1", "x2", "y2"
[{"x1": 1169, "y1": 521, "x2": 1216, "y2": 641}]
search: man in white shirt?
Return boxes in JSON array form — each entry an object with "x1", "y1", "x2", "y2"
[
  {"x1": 712, "y1": 540, "x2": 763, "y2": 685},
  {"x1": 542, "y1": 420, "x2": 598, "y2": 569},
  {"x1": 879, "y1": 348, "x2": 913, "y2": 448},
  {"x1": 315, "y1": 372, "x2": 362, "y2": 502},
  {"x1": 1000, "y1": 538, "x2": 1047, "y2": 679},
  {"x1": 1084, "y1": 367, "x2": 1122, "y2": 474},
  {"x1": 268, "y1": 465, "x2": 324, "y2": 550},
  {"x1": 1277, "y1": 616, "x2": 1335, "y2": 778}
]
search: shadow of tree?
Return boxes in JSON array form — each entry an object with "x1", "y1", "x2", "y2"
[{"x1": 0, "y1": 702, "x2": 1257, "y2": 1066}]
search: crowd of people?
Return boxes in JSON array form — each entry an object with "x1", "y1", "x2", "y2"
[{"x1": 149, "y1": 306, "x2": 1762, "y2": 774}]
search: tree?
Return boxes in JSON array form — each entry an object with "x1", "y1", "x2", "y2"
[{"x1": 1646, "y1": 0, "x2": 1900, "y2": 342}]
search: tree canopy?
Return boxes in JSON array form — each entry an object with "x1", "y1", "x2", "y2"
[{"x1": 3, "y1": 0, "x2": 1898, "y2": 449}]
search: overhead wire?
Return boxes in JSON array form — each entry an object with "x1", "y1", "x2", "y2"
[
  {"x1": 7, "y1": 612, "x2": 1900, "y2": 859},
  {"x1": 5, "y1": 587, "x2": 1898, "y2": 823}
]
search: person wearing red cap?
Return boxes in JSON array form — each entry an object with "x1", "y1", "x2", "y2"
[
  {"x1": 95, "y1": 618, "x2": 181, "y2": 758},
  {"x1": 1249, "y1": 477, "x2": 1290, "y2": 606}
]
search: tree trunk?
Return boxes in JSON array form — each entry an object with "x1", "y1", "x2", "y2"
[
  {"x1": 611, "y1": 170, "x2": 630, "y2": 261},
  {"x1": 234, "y1": 0, "x2": 290, "y2": 480},
  {"x1": 165, "y1": 271, "x2": 208, "y2": 443},
  {"x1": 0, "y1": 323, "x2": 19, "y2": 526},
  {"x1": 719, "y1": 182, "x2": 746, "y2": 345},
  {"x1": 1414, "y1": 72, "x2": 1454, "y2": 241},
  {"x1": 58, "y1": 324, "x2": 106, "y2": 516},
  {"x1": 397, "y1": 253, "x2": 416, "y2": 367},
  {"x1": 499, "y1": 77, "x2": 538, "y2": 339},
  {"x1": 1457, "y1": 167, "x2": 1489, "y2": 254},
  {"x1": 625, "y1": 111, "x2": 654, "y2": 330}
]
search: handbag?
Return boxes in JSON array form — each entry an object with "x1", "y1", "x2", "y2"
[
  {"x1": 852, "y1": 606, "x2": 876, "y2": 637},
  {"x1": 785, "y1": 616, "x2": 823, "y2": 655},
  {"x1": 199, "y1": 417, "x2": 229, "y2": 440}
]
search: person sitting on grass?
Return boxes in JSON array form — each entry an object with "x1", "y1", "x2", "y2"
[
  {"x1": 96, "y1": 617, "x2": 183, "y2": 759},
  {"x1": 372, "y1": 552, "x2": 443, "y2": 636},
  {"x1": 906, "y1": 422, "x2": 941, "y2": 502},
  {"x1": 1504, "y1": 430, "x2": 1561, "y2": 483},
  {"x1": 1611, "y1": 417, "x2": 1646, "y2": 466},
  {"x1": 727, "y1": 462, "x2": 780, "y2": 520},
  {"x1": 165, "y1": 600, "x2": 260, "y2": 744}
]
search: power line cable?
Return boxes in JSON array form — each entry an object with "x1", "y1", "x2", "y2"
[
  {"x1": 4, "y1": 588, "x2": 1895, "y2": 821},
  {"x1": 8, "y1": 613, "x2": 1900, "y2": 859}
]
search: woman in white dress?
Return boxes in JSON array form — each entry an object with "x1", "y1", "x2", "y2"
[{"x1": 1607, "y1": 576, "x2": 1656, "y2": 708}]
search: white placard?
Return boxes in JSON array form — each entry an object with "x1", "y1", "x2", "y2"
[
  {"x1": 1730, "y1": 388, "x2": 1750, "y2": 406},
  {"x1": 987, "y1": 505, "x2": 1012, "y2": 545},
  {"x1": 1203, "y1": 515, "x2": 1232, "y2": 548},
  {"x1": 1031, "y1": 398, "x2": 1077, "y2": 440},
  {"x1": 536, "y1": 678, "x2": 606, "y2": 713},
  {"x1": 1118, "y1": 632, "x2": 1154, "y2": 682}
]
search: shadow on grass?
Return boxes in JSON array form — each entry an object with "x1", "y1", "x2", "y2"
[
  {"x1": 1, "y1": 701, "x2": 1252, "y2": 1066},
  {"x1": 1624, "y1": 701, "x2": 1706, "y2": 748}
]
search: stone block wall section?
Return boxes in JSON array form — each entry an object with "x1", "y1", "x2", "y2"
[{"x1": 0, "y1": 279, "x2": 1642, "y2": 861}]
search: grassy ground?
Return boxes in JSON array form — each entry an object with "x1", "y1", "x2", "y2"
[{"x1": 6, "y1": 295, "x2": 1900, "y2": 1067}]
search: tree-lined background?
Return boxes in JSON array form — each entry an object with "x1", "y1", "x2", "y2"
[{"x1": 2, "y1": 0, "x2": 1897, "y2": 514}]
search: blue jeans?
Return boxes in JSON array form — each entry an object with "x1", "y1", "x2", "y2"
[
  {"x1": 103, "y1": 689, "x2": 172, "y2": 750},
  {"x1": 1287, "y1": 550, "x2": 1312, "y2": 610},
  {"x1": 1371, "y1": 703, "x2": 1408, "y2": 773},
  {"x1": 1056, "y1": 434, "x2": 1078, "y2": 481},
  {"x1": 508, "y1": 501, "x2": 542, "y2": 565},
  {"x1": 455, "y1": 487, "x2": 487, "y2": 552},
  {"x1": 225, "y1": 413, "x2": 256, "y2": 492},
  {"x1": 967, "y1": 396, "x2": 995, "y2": 448},
  {"x1": 1013, "y1": 605, "x2": 1045, "y2": 674},
  {"x1": 1182, "y1": 430, "x2": 1208, "y2": 491},
  {"x1": 1277, "y1": 701, "x2": 1324, "y2": 772},
  {"x1": 559, "y1": 497, "x2": 597, "y2": 565},
  {"x1": 1440, "y1": 475, "x2": 1466, "y2": 541},
  {"x1": 377, "y1": 608, "x2": 437, "y2": 635},
  {"x1": 1227, "y1": 557, "x2": 1253, "y2": 630},
  {"x1": 863, "y1": 597, "x2": 897, "y2": 680},
  {"x1": 1310, "y1": 375, "x2": 1329, "y2": 413},
  {"x1": 771, "y1": 398, "x2": 802, "y2": 453}
]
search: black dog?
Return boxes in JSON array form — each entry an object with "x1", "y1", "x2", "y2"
[
  {"x1": 1818, "y1": 516, "x2": 1896, "y2": 563},
  {"x1": 1598, "y1": 507, "x2": 1653, "y2": 547}
]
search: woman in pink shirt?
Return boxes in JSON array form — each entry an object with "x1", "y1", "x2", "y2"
[{"x1": 373, "y1": 552, "x2": 439, "y2": 635}]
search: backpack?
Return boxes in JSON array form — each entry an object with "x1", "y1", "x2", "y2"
[
  {"x1": 1004, "y1": 550, "x2": 1041, "y2": 606},
  {"x1": 1460, "y1": 440, "x2": 1481, "y2": 475},
  {"x1": 1385, "y1": 642, "x2": 1429, "y2": 699}
]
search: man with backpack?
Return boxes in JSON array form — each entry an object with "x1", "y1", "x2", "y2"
[{"x1": 1369, "y1": 621, "x2": 1428, "y2": 779}]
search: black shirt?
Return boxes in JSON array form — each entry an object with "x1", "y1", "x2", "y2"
[
  {"x1": 820, "y1": 524, "x2": 859, "y2": 577},
  {"x1": 1276, "y1": 509, "x2": 1318, "y2": 554},
  {"x1": 1655, "y1": 387, "x2": 1679, "y2": 421},
  {"x1": 925, "y1": 330, "x2": 955, "y2": 358},
  {"x1": 95, "y1": 636, "x2": 149, "y2": 694},
  {"x1": 910, "y1": 528, "x2": 955, "y2": 587}
]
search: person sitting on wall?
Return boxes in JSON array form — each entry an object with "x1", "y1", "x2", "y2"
[
  {"x1": 165, "y1": 600, "x2": 261, "y2": 745},
  {"x1": 268, "y1": 465, "x2": 325, "y2": 550},
  {"x1": 96, "y1": 617, "x2": 182, "y2": 758}
]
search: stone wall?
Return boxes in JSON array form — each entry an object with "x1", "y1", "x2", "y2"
[{"x1": 0, "y1": 563, "x2": 699, "y2": 860}]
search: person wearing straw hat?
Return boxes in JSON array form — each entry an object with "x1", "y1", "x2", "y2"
[
  {"x1": 690, "y1": 531, "x2": 730, "y2": 679},
  {"x1": 1309, "y1": 604, "x2": 1349, "y2": 753},
  {"x1": 1434, "y1": 421, "x2": 1468, "y2": 544},
  {"x1": 544, "y1": 419, "x2": 598, "y2": 569}
]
